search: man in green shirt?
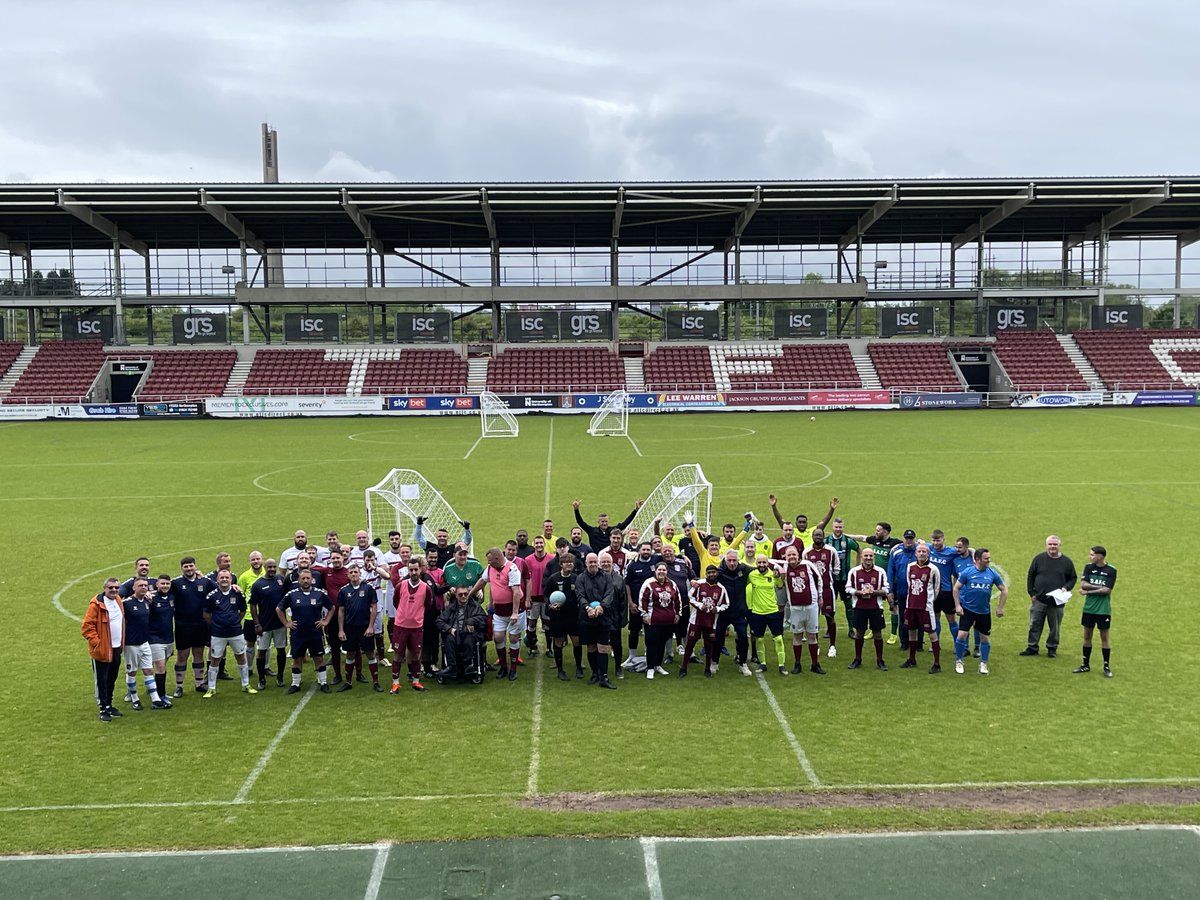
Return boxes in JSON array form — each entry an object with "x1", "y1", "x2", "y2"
[
  {"x1": 1073, "y1": 545, "x2": 1116, "y2": 678},
  {"x1": 441, "y1": 545, "x2": 485, "y2": 595}
]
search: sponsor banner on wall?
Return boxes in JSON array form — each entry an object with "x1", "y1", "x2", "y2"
[
  {"x1": 656, "y1": 391, "x2": 725, "y2": 408},
  {"x1": 1089, "y1": 304, "x2": 1144, "y2": 330},
  {"x1": 500, "y1": 394, "x2": 559, "y2": 410},
  {"x1": 140, "y1": 401, "x2": 203, "y2": 417},
  {"x1": 386, "y1": 395, "x2": 477, "y2": 413},
  {"x1": 62, "y1": 313, "x2": 114, "y2": 342},
  {"x1": 207, "y1": 396, "x2": 384, "y2": 417},
  {"x1": 987, "y1": 304, "x2": 1038, "y2": 333},
  {"x1": 53, "y1": 403, "x2": 140, "y2": 419},
  {"x1": 284, "y1": 312, "x2": 341, "y2": 342},
  {"x1": 807, "y1": 389, "x2": 891, "y2": 406},
  {"x1": 394, "y1": 312, "x2": 453, "y2": 343},
  {"x1": 172, "y1": 313, "x2": 228, "y2": 344},
  {"x1": 899, "y1": 392, "x2": 983, "y2": 409},
  {"x1": 559, "y1": 393, "x2": 661, "y2": 411},
  {"x1": 880, "y1": 306, "x2": 935, "y2": 338},
  {"x1": 1010, "y1": 391, "x2": 1104, "y2": 408},
  {"x1": 773, "y1": 308, "x2": 828, "y2": 338},
  {"x1": 665, "y1": 310, "x2": 720, "y2": 340},
  {"x1": 505, "y1": 311, "x2": 559, "y2": 342},
  {"x1": 725, "y1": 391, "x2": 809, "y2": 407},
  {"x1": 0, "y1": 404, "x2": 54, "y2": 420},
  {"x1": 1111, "y1": 390, "x2": 1197, "y2": 407}
]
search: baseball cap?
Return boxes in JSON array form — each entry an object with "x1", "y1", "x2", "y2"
[{"x1": 903, "y1": 529, "x2": 916, "y2": 539}]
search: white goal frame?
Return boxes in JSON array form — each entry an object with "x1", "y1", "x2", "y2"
[
  {"x1": 587, "y1": 389, "x2": 631, "y2": 437},
  {"x1": 480, "y1": 391, "x2": 519, "y2": 438},
  {"x1": 365, "y1": 469, "x2": 465, "y2": 548},
  {"x1": 628, "y1": 464, "x2": 713, "y2": 538}
]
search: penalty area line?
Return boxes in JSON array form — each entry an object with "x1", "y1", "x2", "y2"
[
  {"x1": 754, "y1": 672, "x2": 821, "y2": 787},
  {"x1": 233, "y1": 682, "x2": 318, "y2": 804},
  {"x1": 625, "y1": 434, "x2": 643, "y2": 457},
  {"x1": 462, "y1": 435, "x2": 484, "y2": 460}
]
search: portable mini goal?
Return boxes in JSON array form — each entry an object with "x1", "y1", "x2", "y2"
[
  {"x1": 365, "y1": 468, "x2": 465, "y2": 547},
  {"x1": 480, "y1": 391, "x2": 519, "y2": 438},
  {"x1": 628, "y1": 464, "x2": 713, "y2": 537},
  {"x1": 587, "y1": 389, "x2": 631, "y2": 437}
]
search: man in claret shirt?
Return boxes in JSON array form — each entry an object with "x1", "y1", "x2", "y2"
[
  {"x1": 171, "y1": 556, "x2": 214, "y2": 696},
  {"x1": 846, "y1": 547, "x2": 890, "y2": 671},
  {"x1": 805, "y1": 527, "x2": 840, "y2": 659},
  {"x1": 638, "y1": 562, "x2": 681, "y2": 680},
  {"x1": 523, "y1": 536, "x2": 554, "y2": 657},
  {"x1": 680, "y1": 566, "x2": 728, "y2": 678},
  {"x1": 777, "y1": 546, "x2": 826, "y2": 676},
  {"x1": 314, "y1": 550, "x2": 351, "y2": 685},
  {"x1": 900, "y1": 542, "x2": 942, "y2": 674},
  {"x1": 657, "y1": 544, "x2": 693, "y2": 662},
  {"x1": 473, "y1": 547, "x2": 524, "y2": 682}
]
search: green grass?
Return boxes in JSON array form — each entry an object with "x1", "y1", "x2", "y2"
[{"x1": 2, "y1": 407, "x2": 1199, "y2": 853}]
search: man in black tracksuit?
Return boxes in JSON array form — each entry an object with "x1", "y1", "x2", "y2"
[{"x1": 715, "y1": 550, "x2": 751, "y2": 668}]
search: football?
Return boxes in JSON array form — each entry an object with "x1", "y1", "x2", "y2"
[{"x1": 548, "y1": 590, "x2": 566, "y2": 607}]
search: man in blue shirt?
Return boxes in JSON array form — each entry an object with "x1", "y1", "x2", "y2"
[
  {"x1": 927, "y1": 530, "x2": 960, "y2": 642},
  {"x1": 952, "y1": 548, "x2": 1008, "y2": 676},
  {"x1": 950, "y1": 536, "x2": 982, "y2": 658}
]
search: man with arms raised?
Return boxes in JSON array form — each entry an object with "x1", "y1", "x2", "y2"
[
  {"x1": 769, "y1": 494, "x2": 838, "y2": 553},
  {"x1": 573, "y1": 498, "x2": 641, "y2": 552},
  {"x1": 415, "y1": 517, "x2": 472, "y2": 568}
]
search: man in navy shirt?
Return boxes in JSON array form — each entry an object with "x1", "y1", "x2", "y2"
[
  {"x1": 171, "y1": 556, "x2": 213, "y2": 696},
  {"x1": 147, "y1": 574, "x2": 176, "y2": 705},
  {"x1": 201, "y1": 570, "x2": 257, "y2": 698},
  {"x1": 122, "y1": 577, "x2": 168, "y2": 710},
  {"x1": 119, "y1": 558, "x2": 152, "y2": 599},
  {"x1": 952, "y1": 548, "x2": 1008, "y2": 676},
  {"x1": 251, "y1": 559, "x2": 289, "y2": 690},
  {"x1": 277, "y1": 568, "x2": 334, "y2": 694},
  {"x1": 337, "y1": 564, "x2": 380, "y2": 692}
]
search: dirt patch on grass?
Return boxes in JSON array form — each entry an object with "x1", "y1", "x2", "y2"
[{"x1": 525, "y1": 786, "x2": 1200, "y2": 814}]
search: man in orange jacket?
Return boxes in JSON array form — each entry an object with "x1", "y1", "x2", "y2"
[{"x1": 82, "y1": 578, "x2": 126, "y2": 723}]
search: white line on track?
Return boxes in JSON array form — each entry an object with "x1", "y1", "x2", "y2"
[
  {"x1": 233, "y1": 682, "x2": 318, "y2": 804},
  {"x1": 526, "y1": 657, "x2": 545, "y2": 798},
  {"x1": 462, "y1": 435, "x2": 483, "y2": 459},
  {"x1": 0, "y1": 841, "x2": 390, "y2": 862},
  {"x1": 51, "y1": 538, "x2": 290, "y2": 623},
  {"x1": 363, "y1": 842, "x2": 391, "y2": 900},
  {"x1": 646, "y1": 824, "x2": 1200, "y2": 844},
  {"x1": 641, "y1": 837, "x2": 665, "y2": 900},
  {"x1": 754, "y1": 672, "x2": 821, "y2": 787}
]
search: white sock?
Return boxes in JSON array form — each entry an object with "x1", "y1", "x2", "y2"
[
  {"x1": 317, "y1": 668, "x2": 328, "y2": 685},
  {"x1": 238, "y1": 663, "x2": 250, "y2": 686},
  {"x1": 207, "y1": 666, "x2": 219, "y2": 689},
  {"x1": 291, "y1": 670, "x2": 302, "y2": 686},
  {"x1": 144, "y1": 676, "x2": 160, "y2": 703}
]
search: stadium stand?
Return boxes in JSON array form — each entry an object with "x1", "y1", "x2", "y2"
[
  {"x1": 486, "y1": 346, "x2": 624, "y2": 393},
  {"x1": 869, "y1": 341, "x2": 962, "y2": 390},
  {"x1": 1073, "y1": 329, "x2": 1200, "y2": 389},
  {"x1": 3, "y1": 340, "x2": 106, "y2": 404},
  {"x1": 107, "y1": 349, "x2": 238, "y2": 401},
  {"x1": 992, "y1": 330, "x2": 1089, "y2": 391},
  {"x1": 242, "y1": 348, "x2": 353, "y2": 395},
  {"x1": 361, "y1": 349, "x2": 468, "y2": 394},
  {"x1": 720, "y1": 343, "x2": 861, "y2": 390},
  {"x1": 0, "y1": 342, "x2": 24, "y2": 380},
  {"x1": 643, "y1": 346, "x2": 717, "y2": 391}
]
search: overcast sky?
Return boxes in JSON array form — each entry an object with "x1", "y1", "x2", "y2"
[{"x1": 3, "y1": 1, "x2": 1197, "y2": 184}]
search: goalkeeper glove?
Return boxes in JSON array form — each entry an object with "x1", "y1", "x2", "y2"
[
  {"x1": 416, "y1": 516, "x2": 426, "y2": 525},
  {"x1": 372, "y1": 537, "x2": 382, "y2": 546},
  {"x1": 460, "y1": 520, "x2": 470, "y2": 530}
]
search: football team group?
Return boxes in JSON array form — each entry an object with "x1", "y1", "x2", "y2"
[{"x1": 79, "y1": 495, "x2": 1117, "y2": 722}]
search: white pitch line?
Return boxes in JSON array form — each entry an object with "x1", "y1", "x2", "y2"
[
  {"x1": 363, "y1": 842, "x2": 391, "y2": 900},
  {"x1": 1081, "y1": 410, "x2": 1200, "y2": 432},
  {"x1": 641, "y1": 837, "x2": 665, "y2": 900},
  {"x1": 0, "y1": 792, "x2": 516, "y2": 815},
  {"x1": 462, "y1": 435, "x2": 483, "y2": 459},
  {"x1": 754, "y1": 672, "x2": 821, "y2": 787},
  {"x1": 233, "y1": 682, "x2": 318, "y2": 804},
  {"x1": 544, "y1": 418, "x2": 555, "y2": 516},
  {"x1": 526, "y1": 657, "x2": 545, "y2": 798},
  {"x1": 625, "y1": 434, "x2": 643, "y2": 457}
]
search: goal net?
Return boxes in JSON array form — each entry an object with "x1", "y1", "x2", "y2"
[
  {"x1": 365, "y1": 469, "x2": 465, "y2": 547},
  {"x1": 587, "y1": 389, "x2": 631, "y2": 437},
  {"x1": 628, "y1": 464, "x2": 713, "y2": 537},
  {"x1": 480, "y1": 391, "x2": 519, "y2": 438}
]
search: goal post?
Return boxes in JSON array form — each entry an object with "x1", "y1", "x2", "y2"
[
  {"x1": 480, "y1": 391, "x2": 519, "y2": 438},
  {"x1": 628, "y1": 464, "x2": 713, "y2": 538},
  {"x1": 365, "y1": 469, "x2": 466, "y2": 549},
  {"x1": 587, "y1": 389, "x2": 631, "y2": 437}
]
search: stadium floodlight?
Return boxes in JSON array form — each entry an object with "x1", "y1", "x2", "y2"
[
  {"x1": 365, "y1": 468, "x2": 466, "y2": 550},
  {"x1": 587, "y1": 389, "x2": 631, "y2": 438},
  {"x1": 480, "y1": 391, "x2": 519, "y2": 438},
  {"x1": 629, "y1": 464, "x2": 713, "y2": 538}
]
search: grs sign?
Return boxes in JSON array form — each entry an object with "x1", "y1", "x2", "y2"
[
  {"x1": 988, "y1": 304, "x2": 1037, "y2": 333},
  {"x1": 558, "y1": 309, "x2": 611, "y2": 339},
  {"x1": 172, "y1": 313, "x2": 228, "y2": 344}
]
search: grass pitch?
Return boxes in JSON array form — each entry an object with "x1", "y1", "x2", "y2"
[{"x1": 2, "y1": 406, "x2": 1199, "y2": 854}]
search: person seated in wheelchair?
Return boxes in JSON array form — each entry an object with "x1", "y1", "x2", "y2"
[{"x1": 436, "y1": 585, "x2": 488, "y2": 683}]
